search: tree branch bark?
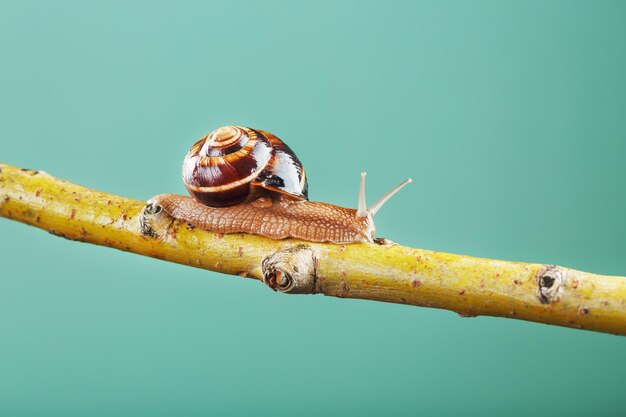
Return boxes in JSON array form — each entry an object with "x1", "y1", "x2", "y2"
[{"x1": 1, "y1": 162, "x2": 625, "y2": 335}]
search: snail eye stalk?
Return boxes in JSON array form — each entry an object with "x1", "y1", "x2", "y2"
[
  {"x1": 356, "y1": 172, "x2": 368, "y2": 218},
  {"x1": 368, "y1": 178, "x2": 412, "y2": 216},
  {"x1": 356, "y1": 173, "x2": 412, "y2": 219}
]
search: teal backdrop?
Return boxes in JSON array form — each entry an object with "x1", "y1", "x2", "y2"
[{"x1": 1, "y1": 1, "x2": 625, "y2": 416}]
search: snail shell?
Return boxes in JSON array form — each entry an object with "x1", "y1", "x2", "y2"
[{"x1": 182, "y1": 126, "x2": 307, "y2": 207}]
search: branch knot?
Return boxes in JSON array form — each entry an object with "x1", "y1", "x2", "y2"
[
  {"x1": 139, "y1": 201, "x2": 172, "y2": 238},
  {"x1": 537, "y1": 265, "x2": 566, "y2": 304},
  {"x1": 262, "y1": 245, "x2": 317, "y2": 294}
]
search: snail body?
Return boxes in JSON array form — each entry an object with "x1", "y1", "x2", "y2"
[
  {"x1": 147, "y1": 126, "x2": 410, "y2": 244},
  {"x1": 150, "y1": 192, "x2": 375, "y2": 243}
]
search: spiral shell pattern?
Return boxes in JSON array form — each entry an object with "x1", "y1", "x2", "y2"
[{"x1": 182, "y1": 126, "x2": 308, "y2": 207}]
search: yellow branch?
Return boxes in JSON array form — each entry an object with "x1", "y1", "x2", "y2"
[{"x1": 1, "y1": 162, "x2": 625, "y2": 335}]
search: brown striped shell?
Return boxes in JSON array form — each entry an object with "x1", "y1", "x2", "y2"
[{"x1": 182, "y1": 126, "x2": 308, "y2": 207}]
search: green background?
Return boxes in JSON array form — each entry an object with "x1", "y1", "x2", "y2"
[{"x1": 1, "y1": 1, "x2": 625, "y2": 415}]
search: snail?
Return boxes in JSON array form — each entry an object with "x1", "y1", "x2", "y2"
[{"x1": 144, "y1": 126, "x2": 411, "y2": 244}]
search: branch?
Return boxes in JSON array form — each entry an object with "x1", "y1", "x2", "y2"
[{"x1": 1, "y1": 162, "x2": 625, "y2": 335}]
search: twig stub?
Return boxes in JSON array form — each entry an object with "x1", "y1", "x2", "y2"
[
  {"x1": 139, "y1": 202, "x2": 172, "y2": 238},
  {"x1": 262, "y1": 245, "x2": 317, "y2": 294}
]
